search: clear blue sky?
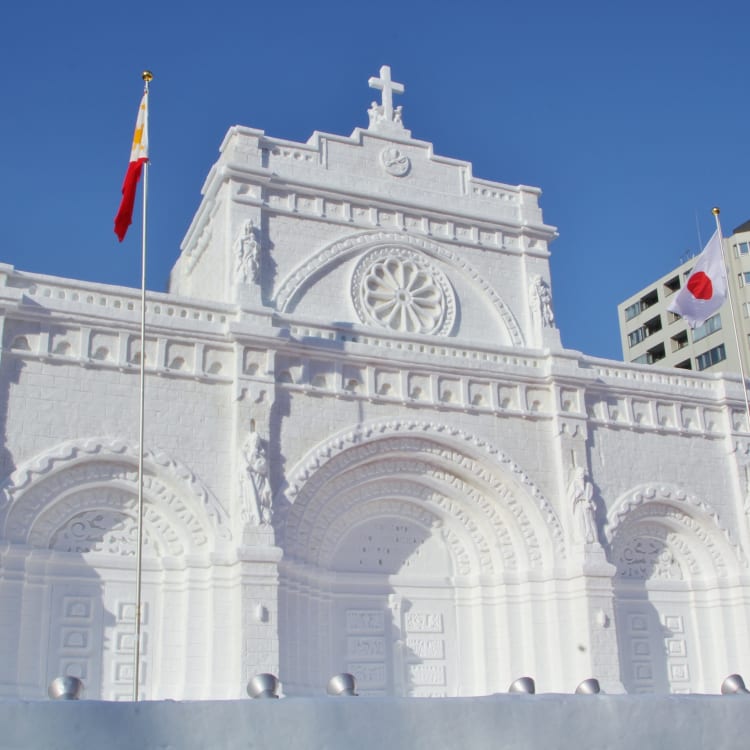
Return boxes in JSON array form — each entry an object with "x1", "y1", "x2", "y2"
[{"x1": 1, "y1": 0, "x2": 748, "y2": 361}]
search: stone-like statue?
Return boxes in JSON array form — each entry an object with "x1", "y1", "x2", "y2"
[
  {"x1": 239, "y1": 430, "x2": 272, "y2": 526},
  {"x1": 235, "y1": 220, "x2": 260, "y2": 285},
  {"x1": 529, "y1": 275, "x2": 555, "y2": 329},
  {"x1": 368, "y1": 101, "x2": 384, "y2": 127},
  {"x1": 568, "y1": 466, "x2": 597, "y2": 545}
]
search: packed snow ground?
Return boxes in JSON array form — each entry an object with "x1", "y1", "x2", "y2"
[{"x1": 2, "y1": 694, "x2": 749, "y2": 749}]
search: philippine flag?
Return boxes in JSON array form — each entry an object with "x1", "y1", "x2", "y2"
[
  {"x1": 114, "y1": 92, "x2": 149, "y2": 242},
  {"x1": 667, "y1": 229, "x2": 727, "y2": 328}
]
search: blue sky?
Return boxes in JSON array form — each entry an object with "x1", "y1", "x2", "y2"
[{"x1": 1, "y1": 0, "x2": 748, "y2": 361}]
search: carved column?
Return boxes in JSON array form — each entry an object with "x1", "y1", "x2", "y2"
[{"x1": 549, "y1": 382, "x2": 624, "y2": 692}]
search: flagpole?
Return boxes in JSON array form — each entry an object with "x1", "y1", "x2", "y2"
[
  {"x1": 133, "y1": 69, "x2": 152, "y2": 702},
  {"x1": 713, "y1": 207, "x2": 750, "y2": 426}
]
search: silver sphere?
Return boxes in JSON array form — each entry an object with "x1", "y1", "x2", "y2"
[
  {"x1": 721, "y1": 674, "x2": 750, "y2": 695},
  {"x1": 247, "y1": 673, "x2": 280, "y2": 699},
  {"x1": 48, "y1": 676, "x2": 84, "y2": 700},
  {"x1": 508, "y1": 676, "x2": 535, "y2": 694},
  {"x1": 575, "y1": 678, "x2": 601, "y2": 695},
  {"x1": 327, "y1": 673, "x2": 358, "y2": 696}
]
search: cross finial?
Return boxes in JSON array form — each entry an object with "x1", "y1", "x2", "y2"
[{"x1": 368, "y1": 65, "x2": 404, "y2": 122}]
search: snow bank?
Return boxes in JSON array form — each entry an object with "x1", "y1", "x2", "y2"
[{"x1": 1, "y1": 694, "x2": 748, "y2": 750}]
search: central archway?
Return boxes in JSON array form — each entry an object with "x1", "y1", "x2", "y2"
[{"x1": 277, "y1": 422, "x2": 565, "y2": 696}]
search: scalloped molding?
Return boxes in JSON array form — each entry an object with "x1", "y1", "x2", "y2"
[
  {"x1": 0, "y1": 437, "x2": 232, "y2": 549},
  {"x1": 605, "y1": 483, "x2": 745, "y2": 570},
  {"x1": 273, "y1": 231, "x2": 525, "y2": 346}
]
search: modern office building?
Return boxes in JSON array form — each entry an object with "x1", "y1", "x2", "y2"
[{"x1": 618, "y1": 220, "x2": 750, "y2": 374}]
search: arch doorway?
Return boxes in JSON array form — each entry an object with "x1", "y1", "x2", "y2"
[
  {"x1": 278, "y1": 425, "x2": 565, "y2": 696},
  {"x1": 609, "y1": 489, "x2": 746, "y2": 694}
]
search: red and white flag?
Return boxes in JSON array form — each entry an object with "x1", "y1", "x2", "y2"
[
  {"x1": 667, "y1": 229, "x2": 727, "y2": 328},
  {"x1": 114, "y1": 92, "x2": 149, "y2": 242}
]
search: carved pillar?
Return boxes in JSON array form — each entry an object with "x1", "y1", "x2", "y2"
[
  {"x1": 549, "y1": 383, "x2": 624, "y2": 691},
  {"x1": 238, "y1": 547, "x2": 282, "y2": 692}
]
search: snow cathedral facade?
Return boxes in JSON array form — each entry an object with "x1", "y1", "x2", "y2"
[{"x1": 1, "y1": 67, "x2": 749, "y2": 700}]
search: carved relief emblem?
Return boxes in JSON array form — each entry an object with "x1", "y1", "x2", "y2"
[
  {"x1": 351, "y1": 247, "x2": 455, "y2": 335},
  {"x1": 615, "y1": 534, "x2": 684, "y2": 580},
  {"x1": 379, "y1": 147, "x2": 410, "y2": 177}
]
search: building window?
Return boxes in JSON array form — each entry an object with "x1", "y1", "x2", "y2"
[
  {"x1": 640, "y1": 289, "x2": 658, "y2": 310},
  {"x1": 663, "y1": 276, "x2": 681, "y2": 296},
  {"x1": 624, "y1": 301, "x2": 641, "y2": 321},
  {"x1": 735, "y1": 242, "x2": 749, "y2": 257},
  {"x1": 739, "y1": 272, "x2": 750, "y2": 287},
  {"x1": 671, "y1": 330, "x2": 688, "y2": 351},
  {"x1": 675, "y1": 359, "x2": 692, "y2": 370},
  {"x1": 696, "y1": 344, "x2": 726, "y2": 371},
  {"x1": 646, "y1": 342, "x2": 665, "y2": 363},
  {"x1": 632, "y1": 344, "x2": 666, "y2": 365},
  {"x1": 692, "y1": 313, "x2": 722, "y2": 343},
  {"x1": 625, "y1": 290, "x2": 659, "y2": 321},
  {"x1": 643, "y1": 315, "x2": 662, "y2": 336},
  {"x1": 628, "y1": 327, "x2": 645, "y2": 347}
]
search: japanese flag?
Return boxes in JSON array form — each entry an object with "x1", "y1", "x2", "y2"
[{"x1": 667, "y1": 230, "x2": 727, "y2": 328}]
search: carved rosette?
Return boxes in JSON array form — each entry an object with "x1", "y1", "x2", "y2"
[{"x1": 351, "y1": 248, "x2": 455, "y2": 335}]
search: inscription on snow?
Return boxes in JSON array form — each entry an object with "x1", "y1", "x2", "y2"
[
  {"x1": 405, "y1": 637, "x2": 444, "y2": 659},
  {"x1": 346, "y1": 610, "x2": 384, "y2": 634},
  {"x1": 347, "y1": 636, "x2": 386, "y2": 659},
  {"x1": 408, "y1": 663, "x2": 446, "y2": 686},
  {"x1": 405, "y1": 612, "x2": 443, "y2": 633},
  {"x1": 347, "y1": 662, "x2": 386, "y2": 688}
]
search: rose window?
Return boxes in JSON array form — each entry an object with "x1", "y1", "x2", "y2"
[{"x1": 352, "y1": 248, "x2": 455, "y2": 335}]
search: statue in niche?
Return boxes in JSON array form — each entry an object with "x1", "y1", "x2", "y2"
[
  {"x1": 568, "y1": 466, "x2": 597, "y2": 545},
  {"x1": 235, "y1": 220, "x2": 260, "y2": 284},
  {"x1": 239, "y1": 429, "x2": 272, "y2": 526},
  {"x1": 529, "y1": 275, "x2": 555, "y2": 329}
]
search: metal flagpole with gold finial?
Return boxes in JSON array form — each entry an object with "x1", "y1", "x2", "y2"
[
  {"x1": 133, "y1": 69, "x2": 153, "y2": 702},
  {"x1": 713, "y1": 207, "x2": 750, "y2": 426}
]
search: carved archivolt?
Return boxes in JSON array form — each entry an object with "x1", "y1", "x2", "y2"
[
  {"x1": 0, "y1": 437, "x2": 231, "y2": 556},
  {"x1": 279, "y1": 420, "x2": 565, "y2": 571},
  {"x1": 304, "y1": 480, "x2": 500, "y2": 576},
  {"x1": 606, "y1": 485, "x2": 745, "y2": 579},
  {"x1": 273, "y1": 231, "x2": 524, "y2": 346}
]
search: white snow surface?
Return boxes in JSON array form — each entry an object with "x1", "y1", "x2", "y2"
[{"x1": 1, "y1": 694, "x2": 749, "y2": 749}]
